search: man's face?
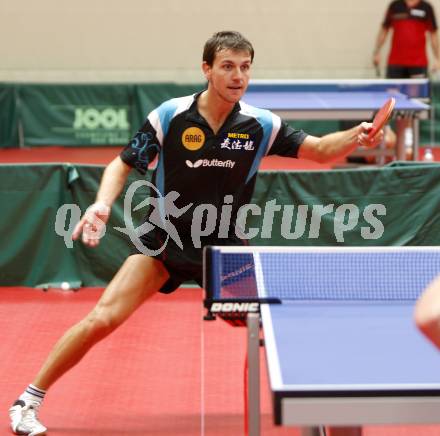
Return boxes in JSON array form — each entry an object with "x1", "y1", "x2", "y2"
[{"x1": 203, "y1": 48, "x2": 252, "y2": 104}]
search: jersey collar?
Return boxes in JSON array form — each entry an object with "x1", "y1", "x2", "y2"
[{"x1": 185, "y1": 91, "x2": 241, "y2": 126}]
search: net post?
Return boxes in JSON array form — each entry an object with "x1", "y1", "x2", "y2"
[
  {"x1": 203, "y1": 246, "x2": 221, "y2": 296},
  {"x1": 203, "y1": 246, "x2": 221, "y2": 320}
]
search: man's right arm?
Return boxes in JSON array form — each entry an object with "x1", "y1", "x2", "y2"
[
  {"x1": 75, "y1": 100, "x2": 163, "y2": 246},
  {"x1": 72, "y1": 156, "x2": 132, "y2": 246},
  {"x1": 95, "y1": 156, "x2": 133, "y2": 207}
]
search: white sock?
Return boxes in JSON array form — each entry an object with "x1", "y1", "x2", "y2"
[{"x1": 19, "y1": 384, "x2": 46, "y2": 404}]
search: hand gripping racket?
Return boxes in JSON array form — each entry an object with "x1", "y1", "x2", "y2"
[{"x1": 368, "y1": 97, "x2": 396, "y2": 139}]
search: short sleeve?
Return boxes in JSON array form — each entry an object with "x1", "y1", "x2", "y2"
[
  {"x1": 120, "y1": 118, "x2": 160, "y2": 175},
  {"x1": 383, "y1": 2, "x2": 394, "y2": 28},
  {"x1": 426, "y1": 3, "x2": 438, "y2": 31},
  {"x1": 267, "y1": 121, "x2": 308, "y2": 158}
]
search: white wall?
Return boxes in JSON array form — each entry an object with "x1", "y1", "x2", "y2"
[{"x1": 1, "y1": 0, "x2": 440, "y2": 82}]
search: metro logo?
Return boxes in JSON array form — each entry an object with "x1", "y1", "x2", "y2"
[{"x1": 228, "y1": 132, "x2": 249, "y2": 139}]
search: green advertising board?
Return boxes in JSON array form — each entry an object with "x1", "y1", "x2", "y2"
[
  {"x1": 1, "y1": 163, "x2": 439, "y2": 287},
  {"x1": 0, "y1": 85, "x2": 19, "y2": 147},
  {"x1": 2, "y1": 81, "x2": 440, "y2": 148},
  {"x1": 18, "y1": 84, "x2": 135, "y2": 146}
]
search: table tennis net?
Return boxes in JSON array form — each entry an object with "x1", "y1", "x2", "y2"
[{"x1": 204, "y1": 247, "x2": 440, "y2": 302}]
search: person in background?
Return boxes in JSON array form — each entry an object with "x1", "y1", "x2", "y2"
[
  {"x1": 367, "y1": 0, "x2": 440, "y2": 163},
  {"x1": 373, "y1": 0, "x2": 440, "y2": 79}
]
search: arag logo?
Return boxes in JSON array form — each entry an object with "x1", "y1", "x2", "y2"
[
  {"x1": 73, "y1": 107, "x2": 129, "y2": 130},
  {"x1": 182, "y1": 127, "x2": 205, "y2": 150}
]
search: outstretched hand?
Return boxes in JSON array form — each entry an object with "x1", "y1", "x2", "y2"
[
  {"x1": 356, "y1": 122, "x2": 384, "y2": 148},
  {"x1": 72, "y1": 202, "x2": 111, "y2": 247}
]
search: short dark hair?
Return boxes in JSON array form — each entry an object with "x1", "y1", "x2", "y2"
[{"x1": 203, "y1": 31, "x2": 254, "y2": 66}]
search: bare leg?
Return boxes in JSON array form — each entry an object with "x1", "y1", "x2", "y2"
[{"x1": 32, "y1": 254, "x2": 169, "y2": 390}]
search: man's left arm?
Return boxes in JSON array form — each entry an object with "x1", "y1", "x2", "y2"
[{"x1": 298, "y1": 122, "x2": 382, "y2": 163}]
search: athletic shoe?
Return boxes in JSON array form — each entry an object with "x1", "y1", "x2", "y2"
[{"x1": 9, "y1": 399, "x2": 47, "y2": 435}]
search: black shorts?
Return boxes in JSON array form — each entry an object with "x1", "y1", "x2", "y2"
[
  {"x1": 386, "y1": 65, "x2": 428, "y2": 79},
  {"x1": 130, "y1": 228, "x2": 246, "y2": 294}
]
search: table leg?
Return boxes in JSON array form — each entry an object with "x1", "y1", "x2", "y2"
[
  {"x1": 247, "y1": 313, "x2": 260, "y2": 436},
  {"x1": 376, "y1": 132, "x2": 386, "y2": 165},
  {"x1": 395, "y1": 116, "x2": 407, "y2": 161},
  {"x1": 395, "y1": 115, "x2": 420, "y2": 161},
  {"x1": 412, "y1": 117, "x2": 420, "y2": 161}
]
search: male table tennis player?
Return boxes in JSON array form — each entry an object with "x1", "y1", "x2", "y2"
[{"x1": 9, "y1": 31, "x2": 383, "y2": 435}]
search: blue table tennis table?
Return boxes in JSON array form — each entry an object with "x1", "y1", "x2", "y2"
[
  {"x1": 204, "y1": 246, "x2": 440, "y2": 436},
  {"x1": 243, "y1": 79, "x2": 430, "y2": 162}
]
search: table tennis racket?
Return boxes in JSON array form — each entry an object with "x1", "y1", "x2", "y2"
[{"x1": 368, "y1": 97, "x2": 396, "y2": 139}]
